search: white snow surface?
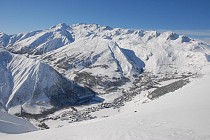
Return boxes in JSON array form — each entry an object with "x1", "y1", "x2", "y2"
[
  {"x1": 1, "y1": 23, "x2": 210, "y2": 76},
  {"x1": 0, "y1": 49, "x2": 57, "y2": 114},
  {"x1": 0, "y1": 23, "x2": 210, "y2": 139},
  {"x1": 41, "y1": 23, "x2": 210, "y2": 78},
  {"x1": 0, "y1": 111, "x2": 37, "y2": 134},
  {"x1": 1, "y1": 65, "x2": 210, "y2": 139},
  {"x1": 4, "y1": 23, "x2": 74, "y2": 54},
  {"x1": 0, "y1": 48, "x2": 93, "y2": 114}
]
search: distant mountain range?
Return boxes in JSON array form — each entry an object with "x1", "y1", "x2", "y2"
[{"x1": 0, "y1": 23, "x2": 210, "y2": 115}]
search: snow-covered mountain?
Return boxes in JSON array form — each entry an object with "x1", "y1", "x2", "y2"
[
  {"x1": 1, "y1": 23, "x2": 74, "y2": 54},
  {"x1": 0, "y1": 32, "x2": 10, "y2": 47},
  {"x1": 0, "y1": 23, "x2": 210, "y2": 138},
  {"x1": 40, "y1": 24, "x2": 210, "y2": 94},
  {"x1": 0, "y1": 48, "x2": 95, "y2": 115},
  {"x1": 1, "y1": 65, "x2": 210, "y2": 139},
  {"x1": 1, "y1": 23, "x2": 210, "y2": 94}
]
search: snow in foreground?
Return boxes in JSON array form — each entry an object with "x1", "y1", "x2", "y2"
[
  {"x1": 1, "y1": 66, "x2": 210, "y2": 140},
  {"x1": 0, "y1": 110, "x2": 37, "y2": 134}
]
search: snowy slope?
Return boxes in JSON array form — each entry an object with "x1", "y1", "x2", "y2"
[
  {"x1": 0, "y1": 23, "x2": 209, "y2": 111},
  {"x1": 1, "y1": 23, "x2": 209, "y2": 95},
  {"x1": 0, "y1": 32, "x2": 10, "y2": 47},
  {"x1": 4, "y1": 23, "x2": 74, "y2": 54},
  {"x1": 42, "y1": 38, "x2": 145, "y2": 94},
  {"x1": 0, "y1": 48, "x2": 95, "y2": 115},
  {"x1": 1, "y1": 66, "x2": 210, "y2": 139},
  {"x1": 0, "y1": 110, "x2": 37, "y2": 134},
  {"x1": 37, "y1": 23, "x2": 210, "y2": 94},
  {"x1": 0, "y1": 24, "x2": 209, "y2": 74},
  {"x1": 0, "y1": 23, "x2": 210, "y2": 138}
]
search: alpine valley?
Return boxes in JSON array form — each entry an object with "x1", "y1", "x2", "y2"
[{"x1": 0, "y1": 23, "x2": 210, "y2": 140}]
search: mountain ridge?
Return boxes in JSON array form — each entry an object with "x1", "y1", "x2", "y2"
[
  {"x1": 0, "y1": 48, "x2": 96, "y2": 115},
  {"x1": 1, "y1": 23, "x2": 209, "y2": 54},
  {"x1": 0, "y1": 23, "x2": 210, "y2": 113}
]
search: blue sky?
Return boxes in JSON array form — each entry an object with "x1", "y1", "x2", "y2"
[{"x1": 0, "y1": 0, "x2": 210, "y2": 41}]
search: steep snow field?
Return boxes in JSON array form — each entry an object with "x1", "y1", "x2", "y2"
[
  {"x1": 0, "y1": 48, "x2": 95, "y2": 115},
  {"x1": 1, "y1": 66, "x2": 210, "y2": 139},
  {"x1": 1, "y1": 23, "x2": 74, "y2": 54},
  {"x1": 0, "y1": 110, "x2": 37, "y2": 134}
]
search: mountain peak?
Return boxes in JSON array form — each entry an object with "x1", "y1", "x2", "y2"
[{"x1": 51, "y1": 23, "x2": 70, "y2": 30}]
